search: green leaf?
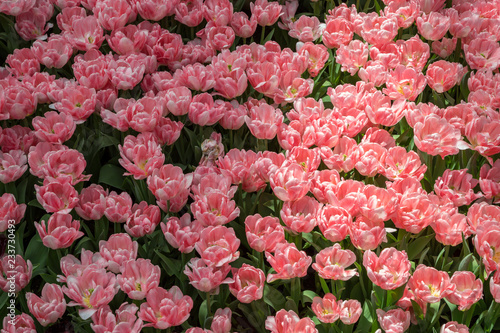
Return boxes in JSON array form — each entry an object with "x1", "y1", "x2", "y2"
[
  {"x1": 154, "y1": 250, "x2": 182, "y2": 279},
  {"x1": 407, "y1": 234, "x2": 434, "y2": 261},
  {"x1": 263, "y1": 284, "x2": 286, "y2": 311},
  {"x1": 98, "y1": 164, "x2": 125, "y2": 190},
  {"x1": 24, "y1": 233, "x2": 50, "y2": 274},
  {"x1": 302, "y1": 290, "x2": 319, "y2": 304},
  {"x1": 27, "y1": 199, "x2": 44, "y2": 210},
  {"x1": 356, "y1": 300, "x2": 374, "y2": 332},
  {"x1": 264, "y1": 28, "x2": 275, "y2": 43},
  {"x1": 199, "y1": 299, "x2": 208, "y2": 328}
]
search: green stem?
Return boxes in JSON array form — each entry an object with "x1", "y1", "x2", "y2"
[
  {"x1": 260, "y1": 26, "x2": 266, "y2": 43},
  {"x1": 113, "y1": 222, "x2": 121, "y2": 234},
  {"x1": 206, "y1": 292, "x2": 212, "y2": 319},
  {"x1": 294, "y1": 233, "x2": 302, "y2": 251},
  {"x1": 291, "y1": 277, "x2": 301, "y2": 308}
]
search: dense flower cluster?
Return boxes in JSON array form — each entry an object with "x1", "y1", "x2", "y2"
[{"x1": 1, "y1": 0, "x2": 500, "y2": 332}]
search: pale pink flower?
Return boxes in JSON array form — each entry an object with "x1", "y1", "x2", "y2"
[
  {"x1": 266, "y1": 242, "x2": 312, "y2": 283},
  {"x1": 32, "y1": 35, "x2": 73, "y2": 69},
  {"x1": 0, "y1": 193, "x2": 26, "y2": 232},
  {"x1": 434, "y1": 169, "x2": 482, "y2": 207},
  {"x1": 35, "y1": 213, "x2": 84, "y2": 249},
  {"x1": 359, "y1": 13, "x2": 398, "y2": 46},
  {"x1": 311, "y1": 293, "x2": 340, "y2": 324},
  {"x1": 245, "y1": 102, "x2": 283, "y2": 140},
  {"x1": 376, "y1": 308, "x2": 411, "y2": 333},
  {"x1": 0, "y1": 150, "x2": 27, "y2": 184},
  {"x1": 117, "y1": 259, "x2": 160, "y2": 300},
  {"x1": 133, "y1": 0, "x2": 177, "y2": 21},
  {"x1": 105, "y1": 191, "x2": 132, "y2": 223},
  {"x1": 250, "y1": 0, "x2": 282, "y2": 27},
  {"x1": 407, "y1": 265, "x2": 456, "y2": 303},
  {"x1": 392, "y1": 192, "x2": 437, "y2": 234},
  {"x1": 339, "y1": 300, "x2": 362, "y2": 325},
  {"x1": 26, "y1": 283, "x2": 66, "y2": 327},
  {"x1": 1, "y1": 313, "x2": 36, "y2": 333},
  {"x1": 288, "y1": 15, "x2": 323, "y2": 43},
  {"x1": 229, "y1": 264, "x2": 265, "y2": 303},
  {"x1": 195, "y1": 226, "x2": 240, "y2": 268},
  {"x1": 312, "y1": 244, "x2": 357, "y2": 281},
  {"x1": 349, "y1": 216, "x2": 387, "y2": 251},
  {"x1": 265, "y1": 309, "x2": 318, "y2": 333},
  {"x1": 416, "y1": 12, "x2": 450, "y2": 41},
  {"x1": 280, "y1": 196, "x2": 322, "y2": 234},
  {"x1": 99, "y1": 233, "x2": 138, "y2": 274},
  {"x1": 432, "y1": 37, "x2": 458, "y2": 58},
  {"x1": 93, "y1": 0, "x2": 135, "y2": 31},
  {"x1": 125, "y1": 201, "x2": 161, "y2": 238},
  {"x1": 183, "y1": 258, "x2": 233, "y2": 294},
  {"x1": 383, "y1": 65, "x2": 426, "y2": 101},
  {"x1": 322, "y1": 17, "x2": 353, "y2": 49},
  {"x1": 138, "y1": 286, "x2": 193, "y2": 329},
  {"x1": 445, "y1": 271, "x2": 483, "y2": 311},
  {"x1": 63, "y1": 266, "x2": 119, "y2": 320},
  {"x1": 336, "y1": 40, "x2": 369, "y2": 75},
  {"x1": 441, "y1": 321, "x2": 469, "y2": 333},
  {"x1": 245, "y1": 214, "x2": 285, "y2": 253},
  {"x1": 269, "y1": 162, "x2": 310, "y2": 202},
  {"x1": 364, "y1": 248, "x2": 411, "y2": 290},
  {"x1": 464, "y1": 37, "x2": 500, "y2": 71},
  {"x1": 0, "y1": 255, "x2": 32, "y2": 294},
  {"x1": 118, "y1": 133, "x2": 165, "y2": 180},
  {"x1": 35, "y1": 179, "x2": 79, "y2": 214},
  {"x1": 91, "y1": 303, "x2": 143, "y2": 333},
  {"x1": 231, "y1": 12, "x2": 257, "y2": 38},
  {"x1": 426, "y1": 60, "x2": 467, "y2": 93}
]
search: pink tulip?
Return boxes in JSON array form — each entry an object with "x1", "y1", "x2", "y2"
[
  {"x1": 32, "y1": 111, "x2": 76, "y2": 144},
  {"x1": 1, "y1": 313, "x2": 36, "y2": 333},
  {"x1": 473, "y1": 222, "x2": 500, "y2": 276},
  {"x1": 269, "y1": 162, "x2": 310, "y2": 202},
  {"x1": 359, "y1": 13, "x2": 398, "y2": 46},
  {"x1": 384, "y1": 65, "x2": 426, "y2": 101},
  {"x1": 231, "y1": 12, "x2": 257, "y2": 38},
  {"x1": 245, "y1": 102, "x2": 283, "y2": 140},
  {"x1": 339, "y1": 299, "x2": 362, "y2": 325},
  {"x1": 441, "y1": 321, "x2": 469, "y2": 333},
  {"x1": 184, "y1": 258, "x2": 233, "y2": 294},
  {"x1": 6, "y1": 48, "x2": 40, "y2": 78},
  {"x1": 26, "y1": 283, "x2": 66, "y2": 327},
  {"x1": 463, "y1": 37, "x2": 500, "y2": 71},
  {"x1": 312, "y1": 293, "x2": 340, "y2": 323},
  {"x1": 138, "y1": 286, "x2": 193, "y2": 329},
  {"x1": 376, "y1": 308, "x2": 411, "y2": 333},
  {"x1": 91, "y1": 303, "x2": 143, "y2": 333},
  {"x1": 434, "y1": 169, "x2": 482, "y2": 207},
  {"x1": 393, "y1": 192, "x2": 437, "y2": 234},
  {"x1": 63, "y1": 266, "x2": 119, "y2": 320},
  {"x1": 99, "y1": 233, "x2": 138, "y2": 274},
  {"x1": 41, "y1": 148, "x2": 91, "y2": 185},
  {"x1": 364, "y1": 248, "x2": 411, "y2": 290},
  {"x1": 108, "y1": 54, "x2": 147, "y2": 91},
  {"x1": 35, "y1": 213, "x2": 84, "y2": 249},
  {"x1": 211, "y1": 308, "x2": 232, "y2": 333},
  {"x1": 349, "y1": 216, "x2": 387, "y2": 251},
  {"x1": 313, "y1": 244, "x2": 358, "y2": 281},
  {"x1": 265, "y1": 309, "x2": 318, "y2": 333},
  {"x1": 426, "y1": 60, "x2": 467, "y2": 93},
  {"x1": 280, "y1": 196, "x2": 322, "y2": 234},
  {"x1": 72, "y1": 50, "x2": 110, "y2": 90},
  {"x1": 161, "y1": 214, "x2": 201, "y2": 253},
  {"x1": 0, "y1": 255, "x2": 32, "y2": 294},
  {"x1": 133, "y1": 0, "x2": 177, "y2": 21},
  {"x1": 250, "y1": 0, "x2": 282, "y2": 27},
  {"x1": 245, "y1": 214, "x2": 285, "y2": 253},
  {"x1": 191, "y1": 193, "x2": 240, "y2": 227},
  {"x1": 490, "y1": 271, "x2": 500, "y2": 303},
  {"x1": 35, "y1": 179, "x2": 79, "y2": 214},
  {"x1": 93, "y1": 0, "x2": 135, "y2": 31},
  {"x1": 446, "y1": 271, "x2": 483, "y2": 311},
  {"x1": 75, "y1": 184, "x2": 107, "y2": 221},
  {"x1": 266, "y1": 242, "x2": 312, "y2": 283},
  {"x1": 195, "y1": 226, "x2": 240, "y2": 268},
  {"x1": 229, "y1": 264, "x2": 265, "y2": 303},
  {"x1": 432, "y1": 211, "x2": 470, "y2": 246},
  {"x1": 407, "y1": 265, "x2": 456, "y2": 303},
  {"x1": 336, "y1": 40, "x2": 369, "y2": 76},
  {"x1": 58, "y1": 249, "x2": 107, "y2": 283},
  {"x1": 416, "y1": 12, "x2": 450, "y2": 41},
  {"x1": 32, "y1": 35, "x2": 73, "y2": 69},
  {"x1": 0, "y1": 193, "x2": 26, "y2": 232},
  {"x1": 382, "y1": 146, "x2": 427, "y2": 181},
  {"x1": 0, "y1": 150, "x2": 27, "y2": 184},
  {"x1": 104, "y1": 191, "x2": 132, "y2": 223},
  {"x1": 118, "y1": 133, "x2": 165, "y2": 180},
  {"x1": 117, "y1": 259, "x2": 161, "y2": 300}
]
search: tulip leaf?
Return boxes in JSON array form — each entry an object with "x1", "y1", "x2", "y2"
[
  {"x1": 407, "y1": 234, "x2": 434, "y2": 261},
  {"x1": 98, "y1": 164, "x2": 125, "y2": 190},
  {"x1": 356, "y1": 300, "x2": 374, "y2": 333},
  {"x1": 263, "y1": 284, "x2": 286, "y2": 311},
  {"x1": 199, "y1": 299, "x2": 208, "y2": 328},
  {"x1": 302, "y1": 290, "x2": 318, "y2": 304},
  {"x1": 24, "y1": 233, "x2": 50, "y2": 274}
]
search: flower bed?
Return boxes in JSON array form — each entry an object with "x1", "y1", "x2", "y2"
[{"x1": 1, "y1": 0, "x2": 500, "y2": 332}]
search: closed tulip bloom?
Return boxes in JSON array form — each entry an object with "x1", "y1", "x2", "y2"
[
  {"x1": 231, "y1": 12, "x2": 257, "y2": 38},
  {"x1": 336, "y1": 40, "x2": 369, "y2": 75},
  {"x1": 445, "y1": 271, "x2": 482, "y2": 311},
  {"x1": 265, "y1": 309, "x2": 318, "y2": 333},
  {"x1": 75, "y1": 184, "x2": 107, "y2": 221},
  {"x1": 250, "y1": 0, "x2": 282, "y2": 27},
  {"x1": 245, "y1": 214, "x2": 285, "y2": 253},
  {"x1": 339, "y1": 299, "x2": 362, "y2": 325},
  {"x1": 125, "y1": 202, "x2": 160, "y2": 238},
  {"x1": 440, "y1": 321, "x2": 469, "y2": 333},
  {"x1": 93, "y1": 0, "x2": 135, "y2": 31},
  {"x1": 133, "y1": 0, "x2": 177, "y2": 21},
  {"x1": 72, "y1": 50, "x2": 110, "y2": 90},
  {"x1": 210, "y1": 308, "x2": 231, "y2": 333},
  {"x1": 473, "y1": 222, "x2": 500, "y2": 276},
  {"x1": 467, "y1": 202, "x2": 500, "y2": 233},
  {"x1": 432, "y1": 212, "x2": 470, "y2": 246},
  {"x1": 99, "y1": 233, "x2": 138, "y2": 274},
  {"x1": 0, "y1": 193, "x2": 26, "y2": 232},
  {"x1": 465, "y1": 117, "x2": 500, "y2": 163},
  {"x1": 1, "y1": 313, "x2": 36, "y2": 333},
  {"x1": 0, "y1": 150, "x2": 28, "y2": 184},
  {"x1": 26, "y1": 283, "x2": 66, "y2": 327},
  {"x1": 188, "y1": 93, "x2": 224, "y2": 127},
  {"x1": 161, "y1": 214, "x2": 201, "y2": 253},
  {"x1": 490, "y1": 271, "x2": 500, "y2": 303},
  {"x1": 269, "y1": 162, "x2": 310, "y2": 202},
  {"x1": 195, "y1": 226, "x2": 240, "y2": 268},
  {"x1": 376, "y1": 308, "x2": 411, "y2": 333},
  {"x1": 318, "y1": 205, "x2": 351, "y2": 243},
  {"x1": 322, "y1": 17, "x2": 353, "y2": 49},
  {"x1": 313, "y1": 244, "x2": 357, "y2": 281},
  {"x1": 91, "y1": 303, "x2": 143, "y2": 333},
  {"x1": 266, "y1": 242, "x2": 312, "y2": 283},
  {"x1": 432, "y1": 37, "x2": 457, "y2": 58},
  {"x1": 184, "y1": 258, "x2": 233, "y2": 294},
  {"x1": 105, "y1": 191, "x2": 132, "y2": 223},
  {"x1": 393, "y1": 192, "x2": 437, "y2": 234},
  {"x1": 408, "y1": 265, "x2": 456, "y2": 303},
  {"x1": 479, "y1": 161, "x2": 500, "y2": 203},
  {"x1": 364, "y1": 248, "x2": 411, "y2": 290},
  {"x1": 35, "y1": 213, "x2": 84, "y2": 249},
  {"x1": 229, "y1": 264, "x2": 265, "y2": 303},
  {"x1": 359, "y1": 13, "x2": 398, "y2": 46},
  {"x1": 312, "y1": 293, "x2": 340, "y2": 323},
  {"x1": 117, "y1": 259, "x2": 160, "y2": 300},
  {"x1": 108, "y1": 55, "x2": 147, "y2": 91},
  {"x1": 0, "y1": 255, "x2": 32, "y2": 294},
  {"x1": 6, "y1": 48, "x2": 40, "y2": 78},
  {"x1": 35, "y1": 179, "x2": 79, "y2": 214},
  {"x1": 63, "y1": 266, "x2": 119, "y2": 320}
]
